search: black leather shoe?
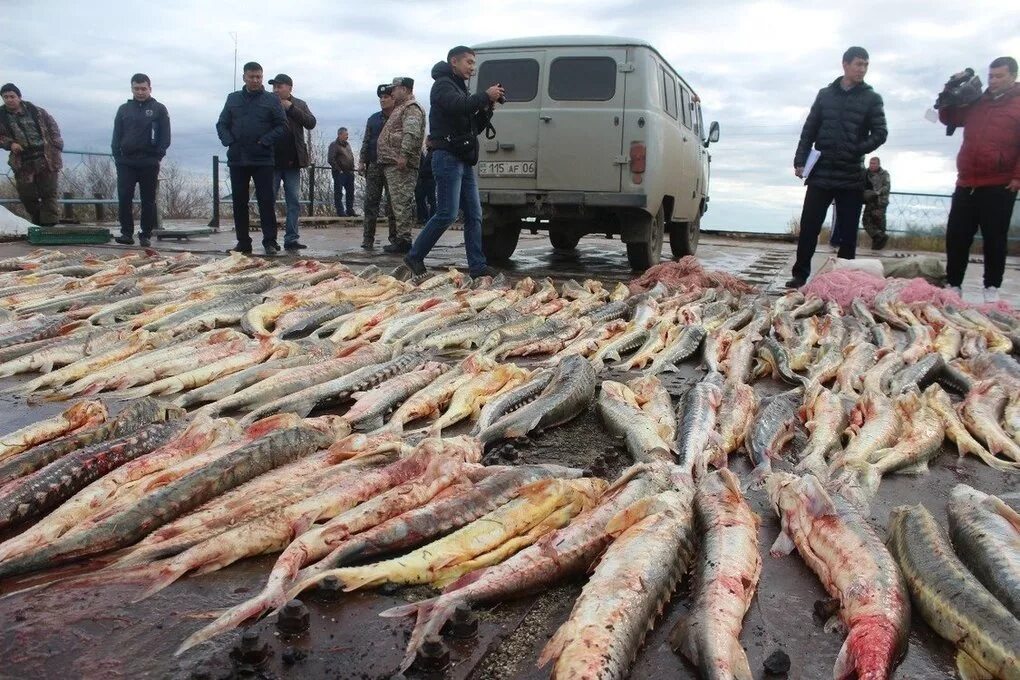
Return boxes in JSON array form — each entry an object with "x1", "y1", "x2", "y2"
[
  {"x1": 383, "y1": 241, "x2": 412, "y2": 254},
  {"x1": 114, "y1": 235, "x2": 134, "y2": 245},
  {"x1": 361, "y1": 241, "x2": 374, "y2": 250},
  {"x1": 138, "y1": 236, "x2": 151, "y2": 247},
  {"x1": 785, "y1": 277, "x2": 806, "y2": 289},
  {"x1": 284, "y1": 242, "x2": 308, "y2": 251},
  {"x1": 403, "y1": 255, "x2": 427, "y2": 276},
  {"x1": 264, "y1": 244, "x2": 280, "y2": 256},
  {"x1": 470, "y1": 266, "x2": 499, "y2": 278},
  {"x1": 227, "y1": 245, "x2": 252, "y2": 254}
]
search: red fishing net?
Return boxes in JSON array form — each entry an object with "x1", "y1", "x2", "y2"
[{"x1": 628, "y1": 257, "x2": 756, "y2": 295}]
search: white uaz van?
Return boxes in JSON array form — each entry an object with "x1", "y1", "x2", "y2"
[{"x1": 469, "y1": 35, "x2": 720, "y2": 271}]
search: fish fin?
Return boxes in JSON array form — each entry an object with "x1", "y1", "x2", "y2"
[
  {"x1": 955, "y1": 650, "x2": 994, "y2": 680},
  {"x1": 769, "y1": 529, "x2": 797, "y2": 557},
  {"x1": 536, "y1": 626, "x2": 571, "y2": 669},
  {"x1": 667, "y1": 613, "x2": 697, "y2": 663},
  {"x1": 354, "y1": 416, "x2": 385, "y2": 433},
  {"x1": 801, "y1": 474, "x2": 839, "y2": 517},
  {"x1": 746, "y1": 460, "x2": 773, "y2": 490},
  {"x1": 605, "y1": 495, "x2": 668, "y2": 535},
  {"x1": 895, "y1": 460, "x2": 930, "y2": 475},
  {"x1": 729, "y1": 638, "x2": 754, "y2": 680},
  {"x1": 984, "y1": 495, "x2": 1020, "y2": 532},
  {"x1": 133, "y1": 560, "x2": 192, "y2": 602}
]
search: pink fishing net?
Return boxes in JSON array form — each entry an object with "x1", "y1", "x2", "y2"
[
  {"x1": 803, "y1": 270, "x2": 1016, "y2": 314},
  {"x1": 629, "y1": 257, "x2": 756, "y2": 295}
]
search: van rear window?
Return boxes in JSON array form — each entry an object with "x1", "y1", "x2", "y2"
[
  {"x1": 477, "y1": 59, "x2": 540, "y2": 103},
  {"x1": 549, "y1": 57, "x2": 617, "y2": 101}
]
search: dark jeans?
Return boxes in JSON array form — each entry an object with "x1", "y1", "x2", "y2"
[
  {"x1": 792, "y1": 185, "x2": 864, "y2": 280},
  {"x1": 409, "y1": 150, "x2": 486, "y2": 275},
  {"x1": 946, "y1": 185, "x2": 1016, "y2": 288},
  {"x1": 415, "y1": 173, "x2": 436, "y2": 223},
  {"x1": 229, "y1": 165, "x2": 278, "y2": 249},
  {"x1": 116, "y1": 163, "x2": 159, "y2": 237},
  {"x1": 332, "y1": 169, "x2": 355, "y2": 216}
]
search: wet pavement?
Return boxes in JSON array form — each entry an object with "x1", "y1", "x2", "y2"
[{"x1": 0, "y1": 234, "x2": 1016, "y2": 679}]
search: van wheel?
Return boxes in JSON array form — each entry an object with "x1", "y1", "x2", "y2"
[
  {"x1": 482, "y1": 226, "x2": 521, "y2": 261},
  {"x1": 549, "y1": 231, "x2": 580, "y2": 250},
  {"x1": 626, "y1": 208, "x2": 664, "y2": 271},
  {"x1": 669, "y1": 214, "x2": 701, "y2": 257}
]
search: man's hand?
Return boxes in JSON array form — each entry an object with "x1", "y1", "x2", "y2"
[
  {"x1": 9, "y1": 142, "x2": 22, "y2": 154},
  {"x1": 396, "y1": 156, "x2": 407, "y2": 171},
  {"x1": 485, "y1": 85, "x2": 505, "y2": 103},
  {"x1": 357, "y1": 163, "x2": 365, "y2": 176},
  {"x1": 794, "y1": 166, "x2": 804, "y2": 179},
  {"x1": 281, "y1": 99, "x2": 292, "y2": 110},
  {"x1": 1008, "y1": 179, "x2": 1020, "y2": 192}
]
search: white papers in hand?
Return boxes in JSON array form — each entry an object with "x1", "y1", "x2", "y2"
[{"x1": 803, "y1": 149, "x2": 821, "y2": 178}]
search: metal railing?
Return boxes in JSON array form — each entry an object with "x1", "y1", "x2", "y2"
[
  {"x1": 1, "y1": 149, "x2": 152, "y2": 224},
  {"x1": 210, "y1": 155, "x2": 368, "y2": 229},
  {"x1": 861, "y1": 191, "x2": 1020, "y2": 245}
]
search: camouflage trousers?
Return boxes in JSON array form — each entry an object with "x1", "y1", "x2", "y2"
[
  {"x1": 383, "y1": 165, "x2": 419, "y2": 245},
  {"x1": 362, "y1": 162, "x2": 396, "y2": 244},
  {"x1": 862, "y1": 203, "x2": 887, "y2": 239},
  {"x1": 15, "y1": 168, "x2": 60, "y2": 226}
]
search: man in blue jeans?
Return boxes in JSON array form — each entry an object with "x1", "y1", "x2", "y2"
[
  {"x1": 270, "y1": 73, "x2": 316, "y2": 251},
  {"x1": 404, "y1": 46, "x2": 504, "y2": 277}
]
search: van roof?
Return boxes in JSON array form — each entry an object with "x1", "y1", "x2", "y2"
[
  {"x1": 472, "y1": 35, "x2": 652, "y2": 50},
  {"x1": 470, "y1": 35, "x2": 697, "y2": 96}
]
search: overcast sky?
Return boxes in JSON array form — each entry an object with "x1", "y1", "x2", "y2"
[{"x1": 2, "y1": 0, "x2": 1019, "y2": 231}]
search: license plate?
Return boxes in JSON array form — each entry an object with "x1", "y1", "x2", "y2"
[{"x1": 478, "y1": 160, "x2": 536, "y2": 178}]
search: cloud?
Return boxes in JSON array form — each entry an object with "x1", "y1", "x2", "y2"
[{"x1": 2, "y1": 0, "x2": 1018, "y2": 233}]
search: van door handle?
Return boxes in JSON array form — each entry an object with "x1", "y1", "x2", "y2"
[
  {"x1": 539, "y1": 115, "x2": 552, "y2": 122},
  {"x1": 499, "y1": 143, "x2": 516, "y2": 151}
]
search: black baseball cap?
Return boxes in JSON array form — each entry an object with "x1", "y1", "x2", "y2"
[
  {"x1": 268, "y1": 74, "x2": 293, "y2": 86},
  {"x1": 376, "y1": 83, "x2": 394, "y2": 97},
  {"x1": 391, "y1": 77, "x2": 414, "y2": 90}
]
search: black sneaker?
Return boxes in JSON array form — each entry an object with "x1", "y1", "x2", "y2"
[
  {"x1": 361, "y1": 241, "x2": 374, "y2": 251},
  {"x1": 264, "y1": 243, "x2": 280, "y2": 256},
  {"x1": 114, "y1": 235, "x2": 134, "y2": 246},
  {"x1": 785, "y1": 277, "x2": 806, "y2": 289},
  {"x1": 470, "y1": 266, "x2": 499, "y2": 278},
  {"x1": 139, "y1": 236, "x2": 151, "y2": 247},
  {"x1": 403, "y1": 255, "x2": 427, "y2": 276},
  {"x1": 284, "y1": 242, "x2": 307, "y2": 251},
  {"x1": 227, "y1": 244, "x2": 253, "y2": 254},
  {"x1": 383, "y1": 241, "x2": 412, "y2": 254}
]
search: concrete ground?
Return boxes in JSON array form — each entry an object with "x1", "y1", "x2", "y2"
[{"x1": 17, "y1": 217, "x2": 1019, "y2": 307}]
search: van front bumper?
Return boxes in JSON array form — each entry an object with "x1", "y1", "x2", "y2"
[{"x1": 479, "y1": 190, "x2": 647, "y2": 209}]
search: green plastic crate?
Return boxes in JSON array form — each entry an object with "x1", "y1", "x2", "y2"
[{"x1": 27, "y1": 226, "x2": 112, "y2": 245}]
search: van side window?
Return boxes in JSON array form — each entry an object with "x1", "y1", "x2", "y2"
[
  {"x1": 679, "y1": 88, "x2": 693, "y2": 129},
  {"x1": 661, "y1": 69, "x2": 677, "y2": 119},
  {"x1": 696, "y1": 103, "x2": 705, "y2": 140},
  {"x1": 477, "y1": 59, "x2": 540, "y2": 103},
  {"x1": 549, "y1": 57, "x2": 617, "y2": 101}
]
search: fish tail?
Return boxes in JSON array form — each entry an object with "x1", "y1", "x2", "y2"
[
  {"x1": 133, "y1": 559, "x2": 193, "y2": 602},
  {"x1": 175, "y1": 592, "x2": 279, "y2": 655},
  {"x1": 537, "y1": 624, "x2": 571, "y2": 669},
  {"x1": 395, "y1": 598, "x2": 455, "y2": 673}
]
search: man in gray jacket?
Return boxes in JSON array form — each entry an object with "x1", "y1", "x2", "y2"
[
  {"x1": 112, "y1": 73, "x2": 171, "y2": 247},
  {"x1": 269, "y1": 73, "x2": 316, "y2": 251},
  {"x1": 216, "y1": 61, "x2": 287, "y2": 255}
]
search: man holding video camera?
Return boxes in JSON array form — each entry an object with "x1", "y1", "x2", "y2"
[
  {"x1": 403, "y1": 45, "x2": 504, "y2": 278},
  {"x1": 939, "y1": 56, "x2": 1020, "y2": 303}
]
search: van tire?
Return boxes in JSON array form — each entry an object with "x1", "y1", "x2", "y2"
[
  {"x1": 669, "y1": 214, "x2": 700, "y2": 258},
  {"x1": 482, "y1": 226, "x2": 521, "y2": 261},
  {"x1": 549, "y1": 231, "x2": 580, "y2": 250},
  {"x1": 626, "y1": 207, "x2": 664, "y2": 271}
]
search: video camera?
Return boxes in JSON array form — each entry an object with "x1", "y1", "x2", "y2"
[{"x1": 935, "y1": 68, "x2": 983, "y2": 136}]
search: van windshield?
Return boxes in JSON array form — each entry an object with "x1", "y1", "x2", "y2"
[
  {"x1": 549, "y1": 57, "x2": 617, "y2": 101},
  {"x1": 477, "y1": 59, "x2": 540, "y2": 103}
]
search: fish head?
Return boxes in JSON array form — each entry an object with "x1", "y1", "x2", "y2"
[{"x1": 414, "y1": 435, "x2": 483, "y2": 463}]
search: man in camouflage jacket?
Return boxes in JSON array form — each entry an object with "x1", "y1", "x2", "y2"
[
  {"x1": 0, "y1": 83, "x2": 64, "y2": 226},
  {"x1": 376, "y1": 77, "x2": 426, "y2": 253},
  {"x1": 862, "y1": 156, "x2": 890, "y2": 249}
]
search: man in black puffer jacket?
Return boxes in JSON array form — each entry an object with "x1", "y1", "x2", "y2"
[
  {"x1": 216, "y1": 61, "x2": 287, "y2": 255},
  {"x1": 112, "y1": 73, "x2": 171, "y2": 247},
  {"x1": 404, "y1": 46, "x2": 504, "y2": 278},
  {"x1": 788, "y1": 46, "x2": 887, "y2": 288}
]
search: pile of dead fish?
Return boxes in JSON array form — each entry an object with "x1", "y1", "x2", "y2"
[{"x1": 1, "y1": 248, "x2": 1019, "y2": 679}]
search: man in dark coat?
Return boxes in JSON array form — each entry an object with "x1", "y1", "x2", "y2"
[
  {"x1": 787, "y1": 46, "x2": 888, "y2": 288},
  {"x1": 112, "y1": 73, "x2": 171, "y2": 247},
  {"x1": 939, "y1": 56, "x2": 1020, "y2": 304},
  {"x1": 403, "y1": 46, "x2": 503, "y2": 278},
  {"x1": 216, "y1": 61, "x2": 287, "y2": 255},
  {"x1": 328, "y1": 127, "x2": 356, "y2": 217},
  {"x1": 269, "y1": 73, "x2": 316, "y2": 252},
  {"x1": 0, "y1": 83, "x2": 63, "y2": 226}
]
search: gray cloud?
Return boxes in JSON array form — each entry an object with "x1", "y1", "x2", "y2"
[{"x1": 3, "y1": 0, "x2": 1019, "y2": 232}]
